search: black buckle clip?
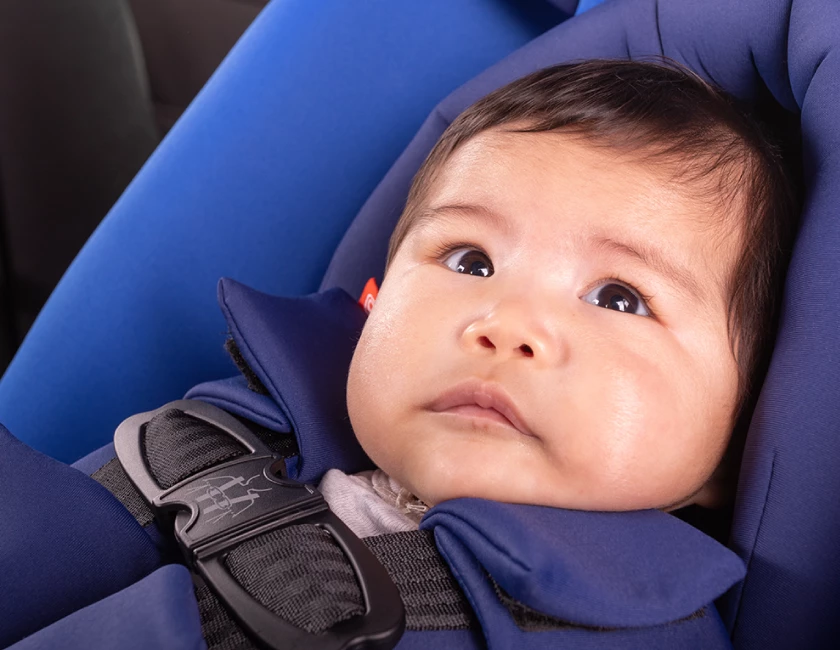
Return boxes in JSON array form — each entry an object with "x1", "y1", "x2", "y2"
[{"x1": 115, "y1": 399, "x2": 405, "y2": 650}]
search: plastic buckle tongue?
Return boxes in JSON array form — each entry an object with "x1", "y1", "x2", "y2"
[{"x1": 115, "y1": 399, "x2": 405, "y2": 650}]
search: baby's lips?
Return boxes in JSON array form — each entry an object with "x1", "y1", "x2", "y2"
[{"x1": 428, "y1": 379, "x2": 535, "y2": 438}]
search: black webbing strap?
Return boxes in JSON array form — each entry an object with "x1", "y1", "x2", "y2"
[
  {"x1": 93, "y1": 458, "x2": 154, "y2": 527},
  {"x1": 100, "y1": 405, "x2": 478, "y2": 648},
  {"x1": 225, "y1": 524, "x2": 367, "y2": 634},
  {"x1": 97, "y1": 433, "x2": 477, "y2": 640},
  {"x1": 142, "y1": 408, "x2": 301, "y2": 489},
  {"x1": 194, "y1": 528, "x2": 476, "y2": 648},
  {"x1": 143, "y1": 408, "x2": 248, "y2": 489},
  {"x1": 364, "y1": 532, "x2": 476, "y2": 631}
]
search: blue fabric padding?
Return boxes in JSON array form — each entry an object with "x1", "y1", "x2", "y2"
[
  {"x1": 422, "y1": 499, "x2": 744, "y2": 629},
  {"x1": 575, "y1": 0, "x2": 608, "y2": 15},
  {"x1": 216, "y1": 278, "x2": 373, "y2": 482},
  {"x1": 438, "y1": 535, "x2": 731, "y2": 650},
  {"x1": 186, "y1": 375, "x2": 293, "y2": 434},
  {"x1": 0, "y1": 425, "x2": 162, "y2": 648},
  {"x1": 322, "y1": 0, "x2": 840, "y2": 646},
  {"x1": 8, "y1": 566, "x2": 205, "y2": 650},
  {"x1": 0, "y1": 0, "x2": 569, "y2": 464},
  {"x1": 424, "y1": 499, "x2": 735, "y2": 648},
  {"x1": 395, "y1": 630, "x2": 483, "y2": 649},
  {"x1": 71, "y1": 441, "x2": 116, "y2": 475}
]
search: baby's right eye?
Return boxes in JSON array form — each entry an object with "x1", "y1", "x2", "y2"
[{"x1": 441, "y1": 248, "x2": 494, "y2": 277}]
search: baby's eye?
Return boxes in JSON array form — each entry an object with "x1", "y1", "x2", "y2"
[
  {"x1": 441, "y1": 248, "x2": 494, "y2": 277},
  {"x1": 581, "y1": 281, "x2": 651, "y2": 317}
]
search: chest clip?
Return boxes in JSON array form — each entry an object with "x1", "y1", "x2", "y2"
[{"x1": 115, "y1": 399, "x2": 405, "y2": 650}]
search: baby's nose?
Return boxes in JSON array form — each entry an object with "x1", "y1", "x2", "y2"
[
  {"x1": 474, "y1": 333, "x2": 534, "y2": 358},
  {"x1": 461, "y1": 304, "x2": 567, "y2": 366}
]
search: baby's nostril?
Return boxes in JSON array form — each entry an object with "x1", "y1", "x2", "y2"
[
  {"x1": 478, "y1": 336, "x2": 495, "y2": 349},
  {"x1": 520, "y1": 344, "x2": 534, "y2": 357}
]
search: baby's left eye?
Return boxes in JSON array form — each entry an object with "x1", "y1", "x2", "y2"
[
  {"x1": 581, "y1": 281, "x2": 651, "y2": 317},
  {"x1": 441, "y1": 248, "x2": 494, "y2": 277}
]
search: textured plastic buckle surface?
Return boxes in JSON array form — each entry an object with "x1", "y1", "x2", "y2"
[{"x1": 115, "y1": 399, "x2": 405, "y2": 650}]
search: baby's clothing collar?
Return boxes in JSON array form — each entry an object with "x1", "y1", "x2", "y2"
[{"x1": 318, "y1": 468, "x2": 425, "y2": 538}]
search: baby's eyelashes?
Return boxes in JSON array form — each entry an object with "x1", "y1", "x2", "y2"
[
  {"x1": 440, "y1": 247, "x2": 494, "y2": 277},
  {"x1": 581, "y1": 280, "x2": 652, "y2": 317}
]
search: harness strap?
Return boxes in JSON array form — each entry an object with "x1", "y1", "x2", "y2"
[
  {"x1": 192, "y1": 528, "x2": 478, "y2": 650},
  {"x1": 98, "y1": 446, "x2": 477, "y2": 635},
  {"x1": 100, "y1": 401, "x2": 478, "y2": 649},
  {"x1": 93, "y1": 458, "x2": 154, "y2": 527}
]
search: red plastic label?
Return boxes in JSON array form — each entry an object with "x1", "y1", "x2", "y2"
[{"x1": 358, "y1": 277, "x2": 379, "y2": 314}]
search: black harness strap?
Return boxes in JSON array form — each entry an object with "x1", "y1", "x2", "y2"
[
  {"x1": 195, "y1": 576, "x2": 254, "y2": 650},
  {"x1": 143, "y1": 408, "x2": 248, "y2": 489},
  {"x1": 225, "y1": 524, "x2": 366, "y2": 634},
  {"x1": 103, "y1": 403, "x2": 479, "y2": 648},
  {"x1": 364, "y1": 532, "x2": 475, "y2": 632},
  {"x1": 195, "y1": 529, "x2": 476, "y2": 648},
  {"x1": 93, "y1": 458, "x2": 155, "y2": 527}
]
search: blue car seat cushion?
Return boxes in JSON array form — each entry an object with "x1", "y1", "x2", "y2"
[
  {"x1": 0, "y1": 425, "x2": 163, "y2": 648},
  {"x1": 187, "y1": 375, "x2": 294, "y2": 435},
  {"x1": 322, "y1": 0, "x2": 840, "y2": 646},
  {"x1": 6, "y1": 566, "x2": 204, "y2": 650},
  {"x1": 424, "y1": 500, "x2": 745, "y2": 630}
]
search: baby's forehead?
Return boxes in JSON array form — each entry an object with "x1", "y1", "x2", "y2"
[{"x1": 429, "y1": 128, "x2": 747, "y2": 233}]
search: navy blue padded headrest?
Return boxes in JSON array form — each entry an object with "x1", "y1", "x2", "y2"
[{"x1": 322, "y1": 1, "x2": 840, "y2": 646}]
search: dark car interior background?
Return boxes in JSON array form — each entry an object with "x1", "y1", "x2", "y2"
[{"x1": 0, "y1": 0, "x2": 268, "y2": 370}]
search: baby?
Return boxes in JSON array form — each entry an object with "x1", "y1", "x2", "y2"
[{"x1": 325, "y1": 59, "x2": 795, "y2": 529}]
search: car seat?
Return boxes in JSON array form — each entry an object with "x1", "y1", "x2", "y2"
[{"x1": 1, "y1": 0, "x2": 839, "y2": 647}]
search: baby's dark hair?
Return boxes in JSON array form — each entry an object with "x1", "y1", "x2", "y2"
[{"x1": 387, "y1": 59, "x2": 797, "y2": 421}]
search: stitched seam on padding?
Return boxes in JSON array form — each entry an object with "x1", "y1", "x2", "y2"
[{"x1": 730, "y1": 449, "x2": 778, "y2": 638}]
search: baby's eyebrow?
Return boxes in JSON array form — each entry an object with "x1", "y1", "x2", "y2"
[
  {"x1": 588, "y1": 234, "x2": 709, "y2": 303},
  {"x1": 414, "y1": 203, "x2": 514, "y2": 237}
]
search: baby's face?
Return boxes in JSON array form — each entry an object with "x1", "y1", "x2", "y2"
[{"x1": 347, "y1": 129, "x2": 741, "y2": 511}]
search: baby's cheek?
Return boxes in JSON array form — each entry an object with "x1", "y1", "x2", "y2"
[
  {"x1": 347, "y1": 333, "x2": 392, "y2": 459},
  {"x1": 593, "y1": 356, "x2": 693, "y2": 487}
]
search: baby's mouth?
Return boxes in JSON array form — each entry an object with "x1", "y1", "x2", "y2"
[
  {"x1": 427, "y1": 381, "x2": 534, "y2": 437},
  {"x1": 438, "y1": 403, "x2": 519, "y2": 429}
]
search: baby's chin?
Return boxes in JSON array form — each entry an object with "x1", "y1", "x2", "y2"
[
  {"x1": 386, "y1": 465, "x2": 708, "y2": 513},
  {"x1": 385, "y1": 461, "x2": 544, "y2": 510},
  {"x1": 380, "y1": 452, "x2": 557, "y2": 510}
]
